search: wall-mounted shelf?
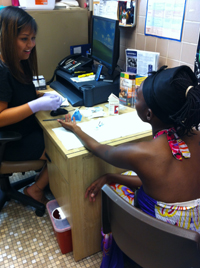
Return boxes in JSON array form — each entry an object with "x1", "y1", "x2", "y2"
[
  {"x1": 93, "y1": 0, "x2": 137, "y2": 28},
  {"x1": 119, "y1": 23, "x2": 136, "y2": 28}
]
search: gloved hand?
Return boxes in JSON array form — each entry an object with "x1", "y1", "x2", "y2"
[
  {"x1": 43, "y1": 92, "x2": 65, "y2": 103},
  {"x1": 28, "y1": 95, "x2": 63, "y2": 113},
  {"x1": 43, "y1": 92, "x2": 62, "y2": 98}
]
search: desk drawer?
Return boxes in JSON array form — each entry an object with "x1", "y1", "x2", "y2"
[{"x1": 44, "y1": 132, "x2": 69, "y2": 182}]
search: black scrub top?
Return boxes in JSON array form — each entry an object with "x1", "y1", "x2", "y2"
[{"x1": 0, "y1": 61, "x2": 45, "y2": 161}]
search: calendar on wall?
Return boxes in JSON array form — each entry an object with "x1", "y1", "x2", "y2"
[{"x1": 145, "y1": 0, "x2": 186, "y2": 41}]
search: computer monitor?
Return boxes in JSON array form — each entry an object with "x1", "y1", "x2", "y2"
[{"x1": 91, "y1": 16, "x2": 120, "y2": 77}]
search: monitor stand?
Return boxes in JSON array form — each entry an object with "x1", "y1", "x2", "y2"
[{"x1": 103, "y1": 69, "x2": 120, "y2": 83}]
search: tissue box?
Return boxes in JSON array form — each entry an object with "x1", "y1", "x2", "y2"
[
  {"x1": 33, "y1": 75, "x2": 46, "y2": 90},
  {"x1": 119, "y1": 72, "x2": 135, "y2": 107},
  {"x1": 46, "y1": 199, "x2": 72, "y2": 254}
]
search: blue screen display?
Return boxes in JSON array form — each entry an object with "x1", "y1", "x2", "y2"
[{"x1": 92, "y1": 17, "x2": 116, "y2": 68}]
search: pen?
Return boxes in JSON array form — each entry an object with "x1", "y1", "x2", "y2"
[
  {"x1": 74, "y1": 70, "x2": 87, "y2": 74},
  {"x1": 78, "y1": 72, "x2": 94, "y2": 78},
  {"x1": 43, "y1": 118, "x2": 65, "y2": 121}
]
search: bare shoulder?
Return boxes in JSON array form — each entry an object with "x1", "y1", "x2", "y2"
[
  {"x1": 124, "y1": 137, "x2": 166, "y2": 168},
  {"x1": 127, "y1": 135, "x2": 173, "y2": 181}
]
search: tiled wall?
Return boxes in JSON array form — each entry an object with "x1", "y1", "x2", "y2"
[{"x1": 118, "y1": 0, "x2": 200, "y2": 72}]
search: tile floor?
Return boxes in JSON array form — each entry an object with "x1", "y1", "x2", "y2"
[{"x1": 0, "y1": 172, "x2": 135, "y2": 268}]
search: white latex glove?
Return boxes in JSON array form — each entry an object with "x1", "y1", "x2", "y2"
[{"x1": 28, "y1": 95, "x2": 63, "y2": 113}]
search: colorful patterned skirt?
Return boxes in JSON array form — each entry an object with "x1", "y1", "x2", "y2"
[{"x1": 101, "y1": 171, "x2": 136, "y2": 268}]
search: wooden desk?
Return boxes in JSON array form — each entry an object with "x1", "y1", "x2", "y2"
[{"x1": 36, "y1": 101, "x2": 152, "y2": 261}]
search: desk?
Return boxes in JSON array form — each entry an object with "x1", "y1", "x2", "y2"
[{"x1": 35, "y1": 100, "x2": 152, "y2": 261}]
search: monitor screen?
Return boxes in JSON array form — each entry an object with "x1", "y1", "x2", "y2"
[{"x1": 91, "y1": 16, "x2": 120, "y2": 76}]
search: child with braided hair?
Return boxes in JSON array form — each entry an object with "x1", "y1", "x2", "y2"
[{"x1": 58, "y1": 65, "x2": 200, "y2": 267}]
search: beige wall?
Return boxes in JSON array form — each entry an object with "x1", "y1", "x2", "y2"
[
  {"x1": 118, "y1": 0, "x2": 200, "y2": 72},
  {"x1": 28, "y1": 9, "x2": 88, "y2": 81},
  {"x1": 0, "y1": 0, "x2": 11, "y2": 5}
]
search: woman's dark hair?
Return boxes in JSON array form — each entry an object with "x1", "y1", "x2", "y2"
[
  {"x1": 0, "y1": 6, "x2": 38, "y2": 83},
  {"x1": 170, "y1": 70, "x2": 200, "y2": 136},
  {"x1": 143, "y1": 65, "x2": 200, "y2": 137}
]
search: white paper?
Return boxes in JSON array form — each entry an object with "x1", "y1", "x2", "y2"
[
  {"x1": 94, "y1": 0, "x2": 118, "y2": 19},
  {"x1": 70, "y1": 75, "x2": 95, "y2": 83},
  {"x1": 52, "y1": 111, "x2": 152, "y2": 150},
  {"x1": 93, "y1": 3, "x2": 100, "y2": 16},
  {"x1": 47, "y1": 91, "x2": 69, "y2": 106}
]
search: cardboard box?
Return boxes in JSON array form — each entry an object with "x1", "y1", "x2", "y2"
[
  {"x1": 19, "y1": 0, "x2": 55, "y2": 10},
  {"x1": 46, "y1": 199, "x2": 72, "y2": 254},
  {"x1": 108, "y1": 93, "x2": 119, "y2": 115},
  {"x1": 135, "y1": 75, "x2": 147, "y2": 87},
  {"x1": 119, "y1": 72, "x2": 135, "y2": 107},
  {"x1": 33, "y1": 75, "x2": 46, "y2": 90}
]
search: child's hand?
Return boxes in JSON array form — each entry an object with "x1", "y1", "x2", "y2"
[
  {"x1": 85, "y1": 175, "x2": 108, "y2": 202},
  {"x1": 58, "y1": 114, "x2": 78, "y2": 132}
]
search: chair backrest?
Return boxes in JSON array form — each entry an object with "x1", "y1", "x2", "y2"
[
  {"x1": 102, "y1": 184, "x2": 200, "y2": 268},
  {"x1": 0, "y1": 131, "x2": 46, "y2": 174}
]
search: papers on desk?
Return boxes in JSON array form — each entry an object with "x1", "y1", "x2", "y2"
[
  {"x1": 70, "y1": 75, "x2": 95, "y2": 83},
  {"x1": 52, "y1": 111, "x2": 152, "y2": 151},
  {"x1": 47, "y1": 91, "x2": 69, "y2": 106}
]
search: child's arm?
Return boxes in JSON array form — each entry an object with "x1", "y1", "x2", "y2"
[
  {"x1": 58, "y1": 114, "x2": 150, "y2": 172},
  {"x1": 85, "y1": 173, "x2": 142, "y2": 202}
]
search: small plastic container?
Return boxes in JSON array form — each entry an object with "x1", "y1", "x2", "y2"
[
  {"x1": 72, "y1": 109, "x2": 82, "y2": 122},
  {"x1": 46, "y1": 199, "x2": 73, "y2": 254},
  {"x1": 108, "y1": 93, "x2": 119, "y2": 115},
  {"x1": 19, "y1": 0, "x2": 55, "y2": 10}
]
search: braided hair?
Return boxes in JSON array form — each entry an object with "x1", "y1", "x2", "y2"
[{"x1": 170, "y1": 70, "x2": 200, "y2": 136}]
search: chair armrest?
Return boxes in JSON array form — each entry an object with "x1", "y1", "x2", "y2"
[
  {"x1": 0, "y1": 131, "x2": 22, "y2": 142},
  {"x1": 0, "y1": 131, "x2": 22, "y2": 163},
  {"x1": 101, "y1": 185, "x2": 112, "y2": 234}
]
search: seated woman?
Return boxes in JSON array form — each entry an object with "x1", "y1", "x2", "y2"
[
  {"x1": 0, "y1": 6, "x2": 63, "y2": 205},
  {"x1": 58, "y1": 65, "x2": 200, "y2": 265}
]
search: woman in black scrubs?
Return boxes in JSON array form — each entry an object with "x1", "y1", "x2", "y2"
[{"x1": 0, "y1": 6, "x2": 62, "y2": 204}]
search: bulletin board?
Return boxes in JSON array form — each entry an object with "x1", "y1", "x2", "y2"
[{"x1": 145, "y1": 0, "x2": 187, "y2": 42}]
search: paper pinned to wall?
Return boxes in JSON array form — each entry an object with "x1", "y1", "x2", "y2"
[
  {"x1": 93, "y1": 0, "x2": 119, "y2": 20},
  {"x1": 52, "y1": 111, "x2": 152, "y2": 151},
  {"x1": 145, "y1": 0, "x2": 186, "y2": 41}
]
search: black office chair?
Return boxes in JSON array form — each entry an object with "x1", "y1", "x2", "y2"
[
  {"x1": 102, "y1": 184, "x2": 200, "y2": 268},
  {"x1": 0, "y1": 131, "x2": 46, "y2": 217}
]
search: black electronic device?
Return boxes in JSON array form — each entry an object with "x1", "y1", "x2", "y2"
[
  {"x1": 50, "y1": 108, "x2": 68, "y2": 117},
  {"x1": 58, "y1": 53, "x2": 93, "y2": 74},
  {"x1": 50, "y1": 70, "x2": 120, "y2": 107},
  {"x1": 91, "y1": 16, "x2": 120, "y2": 79},
  {"x1": 47, "y1": 53, "x2": 93, "y2": 85},
  {"x1": 95, "y1": 64, "x2": 103, "y2": 81}
]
